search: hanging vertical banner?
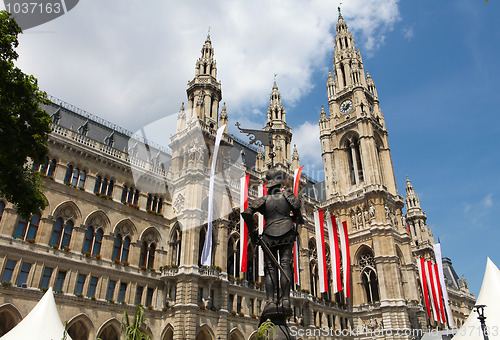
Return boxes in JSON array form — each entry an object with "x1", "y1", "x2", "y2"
[
  {"x1": 426, "y1": 260, "x2": 440, "y2": 322},
  {"x1": 293, "y1": 166, "x2": 303, "y2": 285},
  {"x1": 434, "y1": 263, "x2": 446, "y2": 324},
  {"x1": 239, "y1": 174, "x2": 250, "y2": 272},
  {"x1": 434, "y1": 243, "x2": 455, "y2": 328},
  {"x1": 314, "y1": 209, "x2": 328, "y2": 293},
  {"x1": 406, "y1": 224, "x2": 411, "y2": 236},
  {"x1": 339, "y1": 221, "x2": 351, "y2": 297},
  {"x1": 326, "y1": 214, "x2": 342, "y2": 293},
  {"x1": 257, "y1": 183, "x2": 267, "y2": 277},
  {"x1": 201, "y1": 125, "x2": 226, "y2": 266},
  {"x1": 293, "y1": 166, "x2": 303, "y2": 196},
  {"x1": 418, "y1": 257, "x2": 432, "y2": 319}
]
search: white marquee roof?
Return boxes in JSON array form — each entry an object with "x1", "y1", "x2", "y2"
[
  {"x1": 1, "y1": 287, "x2": 72, "y2": 340},
  {"x1": 452, "y1": 258, "x2": 500, "y2": 340}
]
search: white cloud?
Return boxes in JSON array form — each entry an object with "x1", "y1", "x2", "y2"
[
  {"x1": 403, "y1": 27, "x2": 414, "y2": 40},
  {"x1": 14, "y1": 0, "x2": 400, "y2": 147},
  {"x1": 291, "y1": 121, "x2": 323, "y2": 180},
  {"x1": 482, "y1": 193, "x2": 493, "y2": 208}
]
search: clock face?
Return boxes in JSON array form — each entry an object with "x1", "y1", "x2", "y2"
[{"x1": 340, "y1": 99, "x2": 353, "y2": 114}]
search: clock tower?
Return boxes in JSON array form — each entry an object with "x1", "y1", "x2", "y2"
[{"x1": 319, "y1": 8, "x2": 427, "y2": 336}]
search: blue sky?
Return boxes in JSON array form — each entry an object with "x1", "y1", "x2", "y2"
[{"x1": 4, "y1": 0, "x2": 498, "y2": 295}]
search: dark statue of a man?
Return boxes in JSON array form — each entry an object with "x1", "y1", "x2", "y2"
[{"x1": 242, "y1": 169, "x2": 304, "y2": 319}]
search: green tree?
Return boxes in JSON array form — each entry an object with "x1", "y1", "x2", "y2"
[
  {"x1": 0, "y1": 10, "x2": 51, "y2": 218},
  {"x1": 121, "y1": 305, "x2": 151, "y2": 340}
]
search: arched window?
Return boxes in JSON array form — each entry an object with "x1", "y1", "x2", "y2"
[
  {"x1": 33, "y1": 157, "x2": 57, "y2": 177},
  {"x1": 227, "y1": 234, "x2": 240, "y2": 277},
  {"x1": 344, "y1": 137, "x2": 364, "y2": 185},
  {"x1": 14, "y1": 214, "x2": 40, "y2": 240},
  {"x1": 139, "y1": 241, "x2": 156, "y2": 269},
  {"x1": 112, "y1": 234, "x2": 131, "y2": 262},
  {"x1": 93, "y1": 229, "x2": 103, "y2": 255},
  {"x1": 139, "y1": 241, "x2": 148, "y2": 267},
  {"x1": 122, "y1": 187, "x2": 139, "y2": 205},
  {"x1": 146, "y1": 194, "x2": 163, "y2": 213},
  {"x1": 148, "y1": 243, "x2": 156, "y2": 268},
  {"x1": 308, "y1": 238, "x2": 319, "y2": 297},
  {"x1": 246, "y1": 244, "x2": 259, "y2": 283},
  {"x1": 122, "y1": 236, "x2": 130, "y2": 262},
  {"x1": 170, "y1": 225, "x2": 182, "y2": 266},
  {"x1": 65, "y1": 166, "x2": 86, "y2": 188},
  {"x1": 121, "y1": 185, "x2": 128, "y2": 202},
  {"x1": 50, "y1": 218, "x2": 73, "y2": 248},
  {"x1": 362, "y1": 268, "x2": 379, "y2": 303},
  {"x1": 359, "y1": 250, "x2": 379, "y2": 303},
  {"x1": 112, "y1": 234, "x2": 122, "y2": 261},
  {"x1": 82, "y1": 226, "x2": 103, "y2": 255},
  {"x1": 198, "y1": 226, "x2": 207, "y2": 267}
]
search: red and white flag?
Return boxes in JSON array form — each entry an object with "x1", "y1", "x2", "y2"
[
  {"x1": 426, "y1": 260, "x2": 440, "y2": 322},
  {"x1": 326, "y1": 214, "x2": 342, "y2": 293},
  {"x1": 314, "y1": 209, "x2": 328, "y2": 293},
  {"x1": 434, "y1": 243, "x2": 454, "y2": 328},
  {"x1": 434, "y1": 263, "x2": 446, "y2": 324},
  {"x1": 257, "y1": 183, "x2": 267, "y2": 276},
  {"x1": 292, "y1": 166, "x2": 303, "y2": 285},
  {"x1": 418, "y1": 257, "x2": 432, "y2": 320},
  {"x1": 338, "y1": 221, "x2": 351, "y2": 297},
  {"x1": 240, "y1": 174, "x2": 250, "y2": 272}
]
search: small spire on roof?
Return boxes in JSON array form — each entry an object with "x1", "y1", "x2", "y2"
[
  {"x1": 338, "y1": 5, "x2": 343, "y2": 18},
  {"x1": 207, "y1": 27, "x2": 211, "y2": 41}
]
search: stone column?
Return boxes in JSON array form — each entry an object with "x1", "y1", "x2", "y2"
[{"x1": 0, "y1": 207, "x2": 18, "y2": 237}]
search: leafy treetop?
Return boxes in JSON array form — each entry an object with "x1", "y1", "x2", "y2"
[{"x1": 0, "y1": 10, "x2": 52, "y2": 218}]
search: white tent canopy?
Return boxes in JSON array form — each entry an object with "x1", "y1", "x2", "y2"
[
  {"x1": 1, "y1": 287, "x2": 72, "y2": 340},
  {"x1": 452, "y1": 258, "x2": 500, "y2": 339}
]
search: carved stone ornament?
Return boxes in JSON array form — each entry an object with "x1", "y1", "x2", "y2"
[
  {"x1": 173, "y1": 193, "x2": 185, "y2": 213},
  {"x1": 91, "y1": 216, "x2": 103, "y2": 227},
  {"x1": 121, "y1": 225, "x2": 130, "y2": 235},
  {"x1": 63, "y1": 208, "x2": 74, "y2": 219},
  {"x1": 369, "y1": 205, "x2": 375, "y2": 219}
]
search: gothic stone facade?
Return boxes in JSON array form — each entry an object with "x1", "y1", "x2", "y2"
[{"x1": 0, "y1": 12, "x2": 474, "y2": 340}]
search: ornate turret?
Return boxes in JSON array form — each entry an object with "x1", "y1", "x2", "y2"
[
  {"x1": 405, "y1": 177, "x2": 435, "y2": 257},
  {"x1": 292, "y1": 145, "x2": 300, "y2": 170},
  {"x1": 263, "y1": 80, "x2": 292, "y2": 170},
  {"x1": 186, "y1": 35, "x2": 222, "y2": 128},
  {"x1": 219, "y1": 102, "x2": 228, "y2": 133},
  {"x1": 176, "y1": 102, "x2": 186, "y2": 132}
]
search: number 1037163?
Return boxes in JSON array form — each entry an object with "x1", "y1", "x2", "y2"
[{"x1": 5, "y1": 2, "x2": 62, "y2": 14}]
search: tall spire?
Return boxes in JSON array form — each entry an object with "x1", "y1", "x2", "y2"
[
  {"x1": 186, "y1": 35, "x2": 222, "y2": 127},
  {"x1": 292, "y1": 144, "x2": 300, "y2": 170},
  {"x1": 267, "y1": 81, "x2": 285, "y2": 123},
  {"x1": 263, "y1": 81, "x2": 292, "y2": 171},
  {"x1": 405, "y1": 177, "x2": 435, "y2": 251}
]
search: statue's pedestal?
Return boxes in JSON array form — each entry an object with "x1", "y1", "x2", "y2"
[{"x1": 259, "y1": 306, "x2": 296, "y2": 340}]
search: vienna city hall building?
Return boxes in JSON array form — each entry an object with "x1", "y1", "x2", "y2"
[{"x1": 0, "y1": 12, "x2": 474, "y2": 340}]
